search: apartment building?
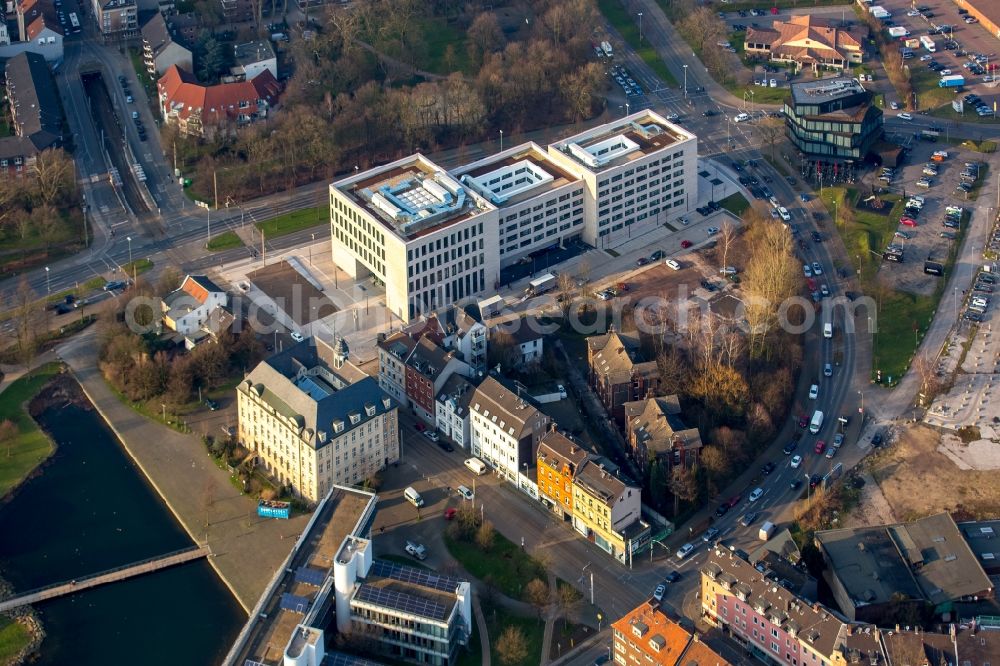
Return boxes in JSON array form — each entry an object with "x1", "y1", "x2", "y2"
[
  {"x1": 451, "y1": 141, "x2": 586, "y2": 269},
  {"x1": 90, "y1": 0, "x2": 137, "y2": 36},
  {"x1": 157, "y1": 65, "x2": 281, "y2": 138},
  {"x1": 612, "y1": 600, "x2": 731, "y2": 666},
  {"x1": 405, "y1": 336, "x2": 470, "y2": 424},
  {"x1": 161, "y1": 274, "x2": 227, "y2": 336},
  {"x1": 701, "y1": 547, "x2": 885, "y2": 666},
  {"x1": 469, "y1": 375, "x2": 550, "y2": 489},
  {"x1": 402, "y1": 306, "x2": 488, "y2": 374},
  {"x1": 328, "y1": 112, "x2": 699, "y2": 324},
  {"x1": 231, "y1": 39, "x2": 276, "y2": 81},
  {"x1": 435, "y1": 374, "x2": 476, "y2": 450},
  {"x1": 0, "y1": 52, "x2": 62, "y2": 174},
  {"x1": 571, "y1": 459, "x2": 647, "y2": 564},
  {"x1": 1, "y1": 0, "x2": 63, "y2": 63},
  {"x1": 586, "y1": 329, "x2": 661, "y2": 426},
  {"x1": 330, "y1": 154, "x2": 500, "y2": 323},
  {"x1": 536, "y1": 430, "x2": 590, "y2": 521},
  {"x1": 141, "y1": 13, "x2": 191, "y2": 76},
  {"x1": 377, "y1": 331, "x2": 416, "y2": 408},
  {"x1": 237, "y1": 339, "x2": 399, "y2": 502},
  {"x1": 334, "y1": 535, "x2": 472, "y2": 666},
  {"x1": 546, "y1": 110, "x2": 697, "y2": 250},
  {"x1": 624, "y1": 395, "x2": 702, "y2": 473}
]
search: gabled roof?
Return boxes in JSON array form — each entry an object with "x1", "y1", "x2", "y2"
[
  {"x1": 157, "y1": 65, "x2": 281, "y2": 125},
  {"x1": 142, "y1": 13, "x2": 188, "y2": 57},
  {"x1": 624, "y1": 396, "x2": 702, "y2": 457},
  {"x1": 405, "y1": 337, "x2": 455, "y2": 381},
  {"x1": 746, "y1": 15, "x2": 862, "y2": 63},
  {"x1": 26, "y1": 14, "x2": 62, "y2": 39},
  {"x1": 573, "y1": 459, "x2": 634, "y2": 507},
  {"x1": 611, "y1": 601, "x2": 731, "y2": 666},
  {"x1": 435, "y1": 373, "x2": 476, "y2": 416},
  {"x1": 2, "y1": 52, "x2": 61, "y2": 155},
  {"x1": 470, "y1": 375, "x2": 548, "y2": 441},
  {"x1": 587, "y1": 330, "x2": 658, "y2": 385},
  {"x1": 378, "y1": 331, "x2": 417, "y2": 362},
  {"x1": 537, "y1": 430, "x2": 590, "y2": 476},
  {"x1": 180, "y1": 275, "x2": 225, "y2": 304},
  {"x1": 17, "y1": 0, "x2": 61, "y2": 37}
]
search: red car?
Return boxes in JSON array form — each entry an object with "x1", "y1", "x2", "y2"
[
  {"x1": 806, "y1": 278, "x2": 817, "y2": 291},
  {"x1": 415, "y1": 422, "x2": 426, "y2": 432},
  {"x1": 798, "y1": 414, "x2": 809, "y2": 428},
  {"x1": 725, "y1": 494, "x2": 741, "y2": 508},
  {"x1": 900, "y1": 217, "x2": 918, "y2": 227},
  {"x1": 681, "y1": 240, "x2": 693, "y2": 248},
  {"x1": 814, "y1": 440, "x2": 826, "y2": 454},
  {"x1": 444, "y1": 508, "x2": 458, "y2": 520}
]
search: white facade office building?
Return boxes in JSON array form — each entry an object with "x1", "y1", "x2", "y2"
[
  {"x1": 329, "y1": 111, "x2": 697, "y2": 323},
  {"x1": 546, "y1": 110, "x2": 698, "y2": 249},
  {"x1": 330, "y1": 154, "x2": 500, "y2": 323}
]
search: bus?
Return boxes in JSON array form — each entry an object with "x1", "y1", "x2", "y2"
[
  {"x1": 69, "y1": 12, "x2": 80, "y2": 32},
  {"x1": 920, "y1": 35, "x2": 936, "y2": 52}
]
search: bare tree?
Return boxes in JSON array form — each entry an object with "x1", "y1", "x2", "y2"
[
  {"x1": 524, "y1": 578, "x2": 550, "y2": 621},
  {"x1": 557, "y1": 582, "x2": 582, "y2": 629},
  {"x1": 719, "y1": 220, "x2": 738, "y2": 271},
  {"x1": 475, "y1": 519, "x2": 495, "y2": 551},
  {"x1": 30, "y1": 148, "x2": 75, "y2": 208},
  {"x1": 13, "y1": 276, "x2": 41, "y2": 365},
  {"x1": 669, "y1": 465, "x2": 699, "y2": 517},
  {"x1": 742, "y1": 216, "x2": 799, "y2": 358},
  {"x1": 495, "y1": 625, "x2": 528, "y2": 665},
  {"x1": 0, "y1": 419, "x2": 19, "y2": 459},
  {"x1": 757, "y1": 118, "x2": 785, "y2": 160}
]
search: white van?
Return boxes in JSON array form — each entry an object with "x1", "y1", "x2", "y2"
[
  {"x1": 404, "y1": 486, "x2": 424, "y2": 507},
  {"x1": 464, "y1": 458, "x2": 488, "y2": 475},
  {"x1": 734, "y1": 112, "x2": 751, "y2": 123},
  {"x1": 809, "y1": 410, "x2": 824, "y2": 435},
  {"x1": 823, "y1": 322, "x2": 833, "y2": 338},
  {"x1": 759, "y1": 521, "x2": 776, "y2": 541}
]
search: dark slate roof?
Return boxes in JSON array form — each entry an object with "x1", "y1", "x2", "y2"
[
  {"x1": 3, "y1": 52, "x2": 61, "y2": 155},
  {"x1": 141, "y1": 13, "x2": 174, "y2": 57}
]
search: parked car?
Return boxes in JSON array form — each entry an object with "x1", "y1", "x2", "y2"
[
  {"x1": 749, "y1": 487, "x2": 763, "y2": 502},
  {"x1": 791, "y1": 455, "x2": 802, "y2": 468},
  {"x1": 675, "y1": 543, "x2": 695, "y2": 559}
]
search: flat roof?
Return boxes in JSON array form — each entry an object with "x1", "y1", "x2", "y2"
[
  {"x1": 334, "y1": 154, "x2": 494, "y2": 241},
  {"x1": 550, "y1": 110, "x2": 692, "y2": 173},
  {"x1": 790, "y1": 78, "x2": 866, "y2": 105},
  {"x1": 452, "y1": 142, "x2": 581, "y2": 207},
  {"x1": 235, "y1": 487, "x2": 377, "y2": 666},
  {"x1": 351, "y1": 559, "x2": 463, "y2": 624}
]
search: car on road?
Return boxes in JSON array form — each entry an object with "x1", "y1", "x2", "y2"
[
  {"x1": 653, "y1": 583, "x2": 667, "y2": 601},
  {"x1": 812, "y1": 231, "x2": 822, "y2": 243},
  {"x1": 405, "y1": 541, "x2": 427, "y2": 560},
  {"x1": 703, "y1": 109, "x2": 718, "y2": 116},
  {"x1": 636, "y1": 257, "x2": 648, "y2": 266},
  {"x1": 825, "y1": 446, "x2": 837, "y2": 459},
  {"x1": 665, "y1": 570, "x2": 681, "y2": 583},
  {"x1": 820, "y1": 284, "x2": 830, "y2": 297},
  {"x1": 749, "y1": 487, "x2": 763, "y2": 502},
  {"x1": 290, "y1": 331, "x2": 305, "y2": 342},
  {"x1": 798, "y1": 414, "x2": 809, "y2": 428},
  {"x1": 681, "y1": 240, "x2": 693, "y2": 248},
  {"x1": 125, "y1": 95, "x2": 133, "y2": 104},
  {"x1": 761, "y1": 461, "x2": 776, "y2": 475},
  {"x1": 740, "y1": 512, "x2": 758, "y2": 527},
  {"x1": 790, "y1": 479, "x2": 803, "y2": 491},
  {"x1": 715, "y1": 503, "x2": 730, "y2": 517},
  {"x1": 423, "y1": 429, "x2": 440, "y2": 442},
  {"x1": 782, "y1": 440, "x2": 798, "y2": 455},
  {"x1": 650, "y1": 250, "x2": 666, "y2": 261},
  {"x1": 812, "y1": 262, "x2": 823, "y2": 275},
  {"x1": 803, "y1": 264, "x2": 813, "y2": 278},
  {"x1": 809, "y1": 384, "x2": 819, "y2": 399},
  {"x1": 814, "y1": 440, "x2": 826, "y2": 454},
  {"x1": 791, "y1": 455, "x2": 802, "y2": 468},
  {"x1": 898, "y1": 112, "x2": 913, "y2": 121},
  {"x1": 702, "y1": 527, "x2": 720, "y2": 543},
  {"x1": 824, "y1": 363, "x2": 833, "y2": 377},
  {"x1": 444, "y1": 507, "x2": 458, "y2": 520},
  {"x1": 457, "y1": 485, "x2": 474, "y2": 501},
  {"x1": 725, "y1": 494, "x2": 741, "y2": 508},
  {"x1": 437, "y1": 440, "x2": 455, "y2": 453},
  {"x1": 809, "y1": 474, "x2": 822, "y2": 488},
  {"x1": 675, "y1": 543, "x2": 694, "y2": 559},
  {"x1": 833, "y1": 433, "x2": 844, "y2": 448},
  {"x1": 204, "y1": 398, "x2": 219, "y2": 411},
  {"x1": 666, "y1": 259, "x2": 681, "y2": 271}
]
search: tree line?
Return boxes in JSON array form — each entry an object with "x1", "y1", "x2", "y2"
[
  {"x1": 173, "y1": 0, "x2": 608, "y2": 203},
  {"x1": 0, "y1": 149, "x2": 81, "y2": 259}
]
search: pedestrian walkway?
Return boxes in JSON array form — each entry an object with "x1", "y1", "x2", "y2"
[{"x1": 55, "y1": 327, "x2": 308, "y2": 612}]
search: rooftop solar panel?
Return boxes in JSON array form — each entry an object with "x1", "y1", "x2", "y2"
[
  {"x1": 354, "y1": 584, "x2": 450, "y2": 622},
  {"x1": 369, "y1": 559, "x2": 462, "y2": 594},
  {"x1": 296, "y1": 567, "x2": 327, "y2": 586},
  {"x1": 280, "y1": 593, "x2": 311, "y2": 613},
  {"x1": 323, "y1": 652, "x2": 384, "y2": 666}
]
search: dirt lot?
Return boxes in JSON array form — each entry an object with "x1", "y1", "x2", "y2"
[{"x1": 867, "y1": 423, "x2": 1000, "y2": 521}]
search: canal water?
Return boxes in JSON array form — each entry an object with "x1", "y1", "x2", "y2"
[{"x1": 0, "y1": 396, "x2": 244, "y2": 665}]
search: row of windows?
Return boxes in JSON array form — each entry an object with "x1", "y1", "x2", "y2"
[
  {"x1": 406, "y1": 223, "x2": 485, "y2": 262},
  {"x1": 407, "y1": 242, "x2": 483, "y2": 278}
]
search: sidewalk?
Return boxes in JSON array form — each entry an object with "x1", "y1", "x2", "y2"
[{"x1": 55, "y1": 327, "x2": 308, "y2": 612}]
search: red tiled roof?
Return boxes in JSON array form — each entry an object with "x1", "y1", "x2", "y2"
[
  {"x1": 746, "y1": 15, "x2": 861, "y2": 63},
  {"x1": 158, "y1": 65, "x2": 281, "y2": 126},
  {"x1": 26, "y1": 14, "x2": 62, "y2": 39}
]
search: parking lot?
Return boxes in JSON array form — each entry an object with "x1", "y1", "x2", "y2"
[{"x1": 872, "y1": 0, "x2": 1000, "y2": 113}]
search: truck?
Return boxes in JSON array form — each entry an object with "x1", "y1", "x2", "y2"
[
  {"x1": 920, "y1": 35, "x2": 936, "y2": 52},
  {"x1": 525, "y1": 273, "x2": 557, "y2": 296},
  {"x1": 759, "y1": 521, "x2": 776, "y2": 541},
  {"x1": 939, "y1": 75, "x2": 965, "y2": 88},
  {"x1": 601, "y1": 41, "x2": 613, "y2": 57},
  {"x1": 809, "y1": 410, "x2": 824, "y2": 435},
  {"x1": 870, "y1": 6, "x2": 890, "y2": 19},
  {"x1": 888, "y1": 26, "x2": 909, "y2": 38},
  {"x1": 904, "y1": 37, "x2": 920, "y2": 48}
]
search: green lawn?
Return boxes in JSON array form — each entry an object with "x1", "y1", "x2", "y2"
[
  {"x1": 597, "y1": 0, "x2": 678, "y2": 87},
  {"x1": 719, "y1": 192, "x2": 750, "y2": 217},
  {"x1": 0, "y1": 363, "x2": 61, "y2": 499},
  {"x1": 206, "y1": 231, "x2": 242, "y2": 252},
  {"x1": 0, "y1": 616, "x2": 31, "y2": 664},
  {"x1": 121, "y1": 258, "x2": 153, "y2": 276},
  {"x1": 420, "y1": 17, "x2": 472, "y2": 75},
  {"x1": 929, "y1": 106, "x2": 1000, "y2": 126},
  {"x1": 444, "y1": 530, "x2": 547, "y2": 600},
  {"x1": 911, "y1": 66, "x2": 956, "y2": 111},
  {"x1": 255, "y1": 206, "x2": 327, "y2": 238},
  {"x1": 704, "y1": 0, "x2": 851, "y2": 8},
  {"x1": 818, "y1": 187, "x2": 950, "y2": 381},
  {"x1": 83, "y1": 276, "x2": 106, "y2": 291}
]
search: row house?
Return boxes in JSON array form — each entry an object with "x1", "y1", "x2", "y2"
[
  {"x1": 376, "y1": 331, "x2": 416, "y2": 408},
  {"x1": 405, "y1": 336, "x2": 470, "y2": 425},
  {"x1": 586, "y1": 328, "x2": 660, "y2": 426},
  {"x1": 624, "y1": 395, "x2": 702, "y2": 473},
  {"x1": 91, "y1": 0, "x2": 137, "y2": 37},
  {"x1": 572, "y1": 458, "x2": 647, "y2": 565},
  {"x1": 469, "y1": 375, "x2": 549, "y2": 495},
  {"x1": 141, "y1": 13, "x2": 191, "y2": 76},
  {"x1": 0, "y1": 52, "x2": 62, "y2": 174},
  {"x1": 435, "y1": 374, "x2": 476, "y2": 451},
  {"x1": 157, "y1": 64, "x2": 281, "y2": 139},
  {"x1": 536, "y1": 430, "x2": 590, "y2": 521},
  {"x1": 612, "y1": 601, "x2": 730, "y2": 666}
]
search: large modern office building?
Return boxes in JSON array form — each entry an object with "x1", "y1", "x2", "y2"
[
  {"x1": 783, "y1": 78, "x2": 883, "y2": 164},
  {"x1": 330, "y1": 111, "x2": 698, "y2": 322}
]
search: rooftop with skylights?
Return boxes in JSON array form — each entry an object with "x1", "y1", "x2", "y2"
[
  {"x1": 551, "y1": 110, "x2": 693, "y2": 173},
  {"x1": 453, "y1": 143, "x2": 580, "y2": 207}
]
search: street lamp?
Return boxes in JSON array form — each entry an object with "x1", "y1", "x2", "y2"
[
  {"x1": 45, "y1": 266, "x2": 50, "y2": 294},
  {"x1": 126, "y1": 235, "x2": 132, "y2": 267},
  {"x1": 638, "y1": 12, "x2": 643, "y2": 43},
  {"x1": 805, "y1": 473, "x2": 812, "y2": 502},
  {"x1": 858, "y1": 389, "x2": 864, "y2": 416},
  {"x1": 309, "y1": 233, "x2": 315, "y2": 266},
  {"x1": 499, "y1": 129, "x2": 504, "y2": 153},
  {"x1": 683, "y1": 64, "x2": 688, "y2": 97}
]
